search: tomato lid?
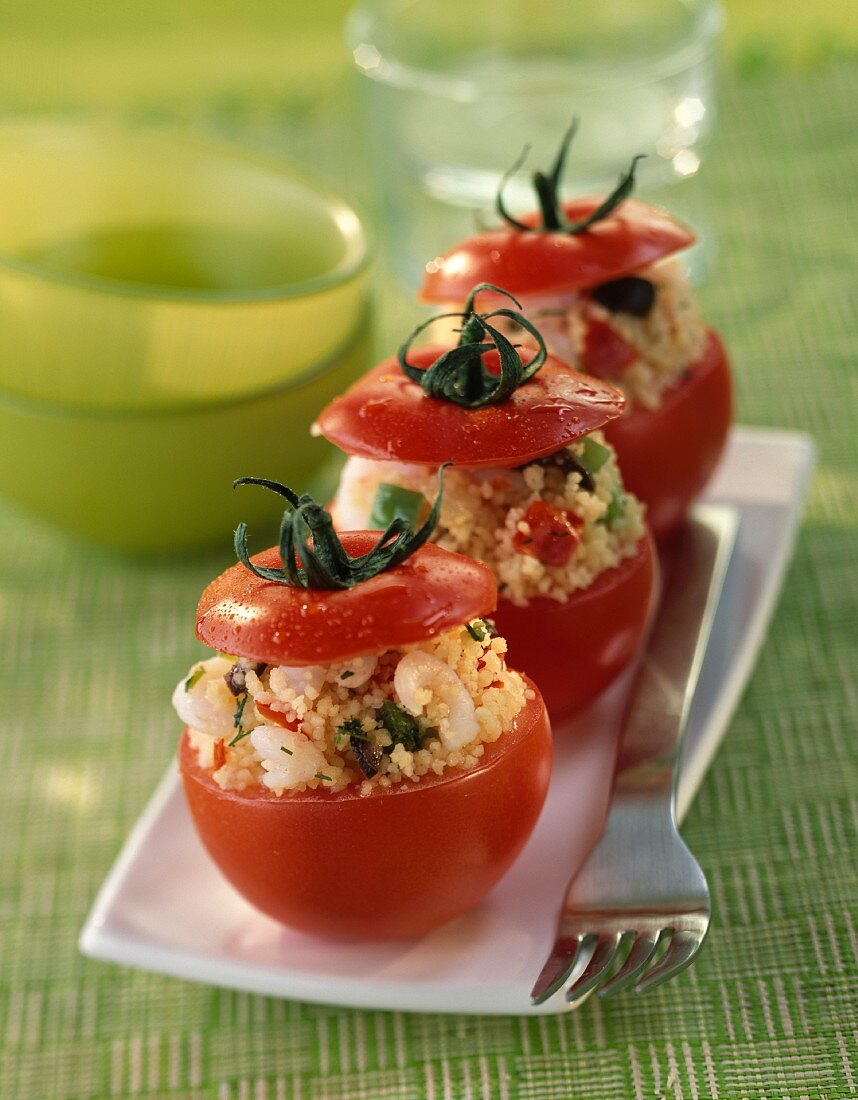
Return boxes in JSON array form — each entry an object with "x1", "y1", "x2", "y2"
[
  {"x1": 421, "y1": 197, "x2": 695, "y2": 304},
  {"x1": 314, "y1": 345, "x2": 625, "y2": 469},
  {"x1": 196, "y1": 532, "x2": 497, "y2": 666}
]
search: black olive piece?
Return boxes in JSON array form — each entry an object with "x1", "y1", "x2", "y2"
[
  {"x1": 526, "y1": 450, "x2": 596, "y2": 493},
  {"x1": 224, "y1": 658, "x2": 267, "y2": 697},
  {"x1": 350, "y1": 735, "x2": 384, "y2": 779},
  {"x1": 591, "y1": 276, "x2": 656, "y2": 317}
]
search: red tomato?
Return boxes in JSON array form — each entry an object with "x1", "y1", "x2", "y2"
[
  {"x1": 178, "y1": 677, "x2": 552, "y2": 940},
  {"x1": 581, "y1": 318, "x2": 638, "y2": 379},
  {"x1": 421, "y1": 198, "x2": 695, "y2": 304},
  {"x1": 493, "y1": 531, "x2": 657, "y2": 720},
  {"x1": 314, "y1": 347, "x2": 624, "y2": 469},
  {"x1": 513, "y1": 501, "x2": 581, "y2": 566},
  {"x1": 605, "y1": 330, "x2": 732, "y2": 540},
  {"x1": 195, "y1": 533, "x2": 496, "y2": 666}
]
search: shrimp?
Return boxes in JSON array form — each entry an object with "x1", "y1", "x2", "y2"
[
  {"x1": 268, "y1": 664, "x2": 326, "y2": 700},
  {"x1": 394, "y1": 652, "x2": 479, "y2": 751},
  {"x1": 332, "y1": 456, "x2": 429, "y2": 530},
  {"x1": 249, "y1": 725, "x2": 329, "y2": 790},
  {"x1": 330, "y1": 653, "x2": 378, "y2": 690},
  {"x1": 171, "y1": 656, "x2": 236, "y2": 737}
]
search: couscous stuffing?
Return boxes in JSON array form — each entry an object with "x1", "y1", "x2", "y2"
[
  {"x1": 173, "y1": 621, "x2": 530, "y2": 797},
  {"x1": 332, "y1": 431, "x2": 645, "y2": 607}
]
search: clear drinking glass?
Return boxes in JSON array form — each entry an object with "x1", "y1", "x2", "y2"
[{"x1": 347, "y1": 0, "x2": 722, "y2": 291}]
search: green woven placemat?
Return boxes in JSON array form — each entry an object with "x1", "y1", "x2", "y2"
[{"x1": 1, "y1": 63, "x2": 856, "y2": 1099}]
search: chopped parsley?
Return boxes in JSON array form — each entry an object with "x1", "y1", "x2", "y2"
[
  {"x1": 280, "y1": 746, "x2": 293, "y2": 756},
  {"x1": 378, "y1": 700, "x2": 423, "y2": 753},
  {"x1": 334, "y1": 717, "x2": 366, "y2": 747},
  {"x1": 339, "y1": 670, "x2": 355, "y2": 680},
  {"x1": 465, "y1": 620, "x2": 486, "y2": 642},
  {"x1": 233, "y1": 693, "x2": 248, "y2": 729},
  {"x1": 315, "y1": 772, "x2": 333, "y2": 783}
]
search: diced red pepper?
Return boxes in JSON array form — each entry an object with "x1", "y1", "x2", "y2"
[
  {"x1": 513, "y1": 501, "x2": 581, "y2": 567},
  {"x1": 256, "y1": 701, "x2": 300, "y2": 731},
  {"x1": 213, "y1": 739, "x2": 226, "y2": 769},
  {"x1": 581, "y1": 318, "x2": 637, "y2": 379}
]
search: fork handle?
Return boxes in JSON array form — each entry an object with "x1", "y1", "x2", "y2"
[{"x1": 614, "y1": 510, "x2": 738, "y2": 800}]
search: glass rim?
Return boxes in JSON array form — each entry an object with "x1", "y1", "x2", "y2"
[
  {"x1": 346, "y1": 0, "x2": 723, "y2": 94},
  {"x1": 0, "y1": 120, "x2": 372, "y2": 305}
]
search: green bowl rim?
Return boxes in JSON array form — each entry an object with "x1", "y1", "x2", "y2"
[
  {"x1": 0, "y1": 120, "x2": 373, "y2": 304},
  {"x1": 0, "y1": 303, "x2": 373, "y2": 421}
]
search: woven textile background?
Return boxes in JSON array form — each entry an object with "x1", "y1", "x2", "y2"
[{"x1": 0, "y1": 63, "x2": 856, "y2": 1099}]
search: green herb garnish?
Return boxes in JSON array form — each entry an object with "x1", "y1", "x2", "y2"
[
  {"x1": 280, "y1": 746, "x2": 293, "y2": 756},
  {"x1": 465, "y1": 620, "x2": 487, "y2": 642},
  {"x1": 334, "y1": 717, "x2": 365, "y2": 746},
  {"x1": 315, "y1": 772, "x2": 333, "y2": 783},
  {"x1": 398, "y1": 283, "x2": 547, "y2": 410},
  {"x1": 233, "y1": 466, "x2": 449, "y2": 590},
  {"x1": 184, "y1": 666, "x2": 205, "y2": 692},
  {"x1": 496, "y1": 118, "x2": 644, "y2": 236},
  {"x1": 228, "y1": 696, "x2": 251, "y2": 747},
  {"x1": 233, "y1": 693, "x2": 248, "y2": 729},
  {"x1": 339, "y1": 670, "x2": 355, "y2": 681},
  {"x1": 378, "y1": 700, "x2": 423, "y2": 753}
]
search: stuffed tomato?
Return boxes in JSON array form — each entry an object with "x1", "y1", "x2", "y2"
[
  {"x1": 173, "y1": 479, "x2": 551, "y2": 940},
  {"x1": 315, "y1": 286, "x2": 657, "y2": 720},
  {"x1": 420, "y1": 122, "x2": 732, "y2": 539}
]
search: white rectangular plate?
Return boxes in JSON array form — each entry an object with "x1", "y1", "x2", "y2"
[{"x1": 80, "y1": 427, "x2": 815, "y2": 1015}]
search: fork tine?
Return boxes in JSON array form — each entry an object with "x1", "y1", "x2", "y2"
[
  {"x1": 564, "y1": 933, "x2": 625, "y2": 1002},
  {"x1": 598, "y1": 931, "x2": 662, "y2": 999},
  {"x1": 633, "y1": 929, "x2": 705, "y2": 995},
  {"x1": 530, "y1": 934, "x2": 595, "y2": 1005}
]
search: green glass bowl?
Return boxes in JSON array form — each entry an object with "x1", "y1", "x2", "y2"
[
  {"x1": 0, "y1": 120, "x2": 371, "y2": 411},
  {"x1": 0, "y1": 325, "x2": 369, "y2": 552}
]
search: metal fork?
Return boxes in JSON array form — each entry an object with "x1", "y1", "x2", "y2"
[{"x1": 531, "y1": 506, "x2": 739, "y2": 1006}]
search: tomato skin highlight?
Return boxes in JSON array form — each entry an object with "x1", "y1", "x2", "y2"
[
  {"x1": 493, "y1": 531, "x2": 657, "y2": 720},
  {"x1": 605, "y1": 329, "x2": 732, "y2": 541},
  {"x1": 421, "y1": 198, "x2": 695, "y2": 304},
  {"x1": 178, "y1": 678, "x2": 552, "y2": 940},
  {"x1": 195, "y1": 533, "x2": 496, "y2": 667},
  {"x1": 314, "y1": 347, "x2": 624, "y2": 470}
]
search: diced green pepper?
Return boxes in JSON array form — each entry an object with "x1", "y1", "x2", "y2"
[
  {"x1": 370, "y1": 483, "x2": 426, "y2": 529},
  {"x1": 601, "y1": 488, "x2": 627, "y2": 527},
  {"x1": 580, "y1": 437, "x2": 611, "y2": 475}
]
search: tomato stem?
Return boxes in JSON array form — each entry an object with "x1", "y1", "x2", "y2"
[
  {"x1": 232, "y1": 467, "x2": 450, "y2": 590},
  {"x1": 398, "y1": 283, "x2": 548, "y2": 409},
  {"x1": 495, "y1": 117, "x2": 645, "y2": 236}
]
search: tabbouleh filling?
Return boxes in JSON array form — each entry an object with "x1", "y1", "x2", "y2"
[
  {"x1": 332, "y1": 431, "x2": 645, "y2": 607},
  {"x1": 173, "y1": 623, "x2": 529, "y2": 797}
]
